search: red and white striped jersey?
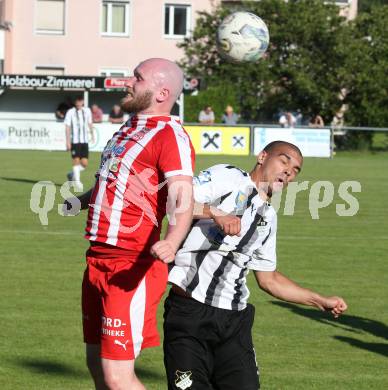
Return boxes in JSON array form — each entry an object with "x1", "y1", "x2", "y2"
[{"x1": 85, "y1": 114, "x2": 195, "y2": 254}]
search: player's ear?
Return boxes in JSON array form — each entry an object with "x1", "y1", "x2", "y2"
[
  {"x1": 156, "y1": 88, "x2": 169, "y2": 102},
  {"x1": 257, "y1": 151, "x2": 267, "y2": 165}
]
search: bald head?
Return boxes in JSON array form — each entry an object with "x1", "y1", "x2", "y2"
[
  {"x1": 121, "y1": 58, "x2": 184, "y2": 115},
  {"x1": 140, "y1": 58, "x2": 184, "y2": 101}
]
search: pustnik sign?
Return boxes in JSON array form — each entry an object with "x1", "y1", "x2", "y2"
[
  {"x1": 0, "y1": 120, "x2": 67, "y2": 150},
  {"x1": 0, "y1": 120, "x2": 119, "y2": 151}
]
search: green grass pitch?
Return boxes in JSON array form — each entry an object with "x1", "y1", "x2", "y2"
[{"x1": 0, "y1": 150, "x2": 387, "y2": 389}]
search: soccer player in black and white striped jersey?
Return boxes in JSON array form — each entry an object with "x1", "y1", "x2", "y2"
[
  {"x1": 64, "y1": 96, "x2": 95, "y2": 190},
  {"x1": 164, "y1": 141, "x2": 348, "y2": 390}
]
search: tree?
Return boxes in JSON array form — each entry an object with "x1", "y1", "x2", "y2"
[
  {"x1": 179, "y1": 0, "x2": 352, "y2": 124},
  {"x1": 359, "y1": 0, "x2": 388, "y2": 12},
  {"x1": 344, "y1": 5, "x2": 388, "y2": 128}
]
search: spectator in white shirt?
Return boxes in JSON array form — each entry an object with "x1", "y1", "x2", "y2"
[
  {"x1": 279, "y1": 111, "x2": 297, "y2": 128},
  {"x1": 199, "y1": 105, "x2": 215, "y2": 125}
]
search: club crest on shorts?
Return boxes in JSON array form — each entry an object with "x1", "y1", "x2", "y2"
[{"x1": 175, "y1": 370, "x2": 193, "y2": 389}]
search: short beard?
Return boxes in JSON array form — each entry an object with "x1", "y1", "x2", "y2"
[{"x1": 120, "y1": 90, "x2": 153, "y2": 114}]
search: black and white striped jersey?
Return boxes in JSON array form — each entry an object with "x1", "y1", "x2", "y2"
[
  {"x1": 64, "y1": 107, "x2": 92, "y2": 144},
  {"x1": 169, "y1": 164, "x2": 277, "y2": 311}
]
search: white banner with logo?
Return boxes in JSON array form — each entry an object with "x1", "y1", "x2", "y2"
[
  {"x1": 0, "y1": 119, "x2": 120, "y2": 151},
  {"x1": 253, "y1": 127, "x2": 331, "y2": 157},
  {"x1": 0, "y1": 120, "x2": 67, "y2": 150},
  {"x1": 0, "y1": 120, "x2": 331, "y2": 158}
]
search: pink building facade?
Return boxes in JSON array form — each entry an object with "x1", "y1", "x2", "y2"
[
  {"x1": 1, "y1": 0, "x2": 217, "y2": 76},
  {"x1": 0, "y1": 0, "x2": 357, "y2": 76},
  {"x1": 0, "y1": 0, "x2": 358, "y2": 120}
]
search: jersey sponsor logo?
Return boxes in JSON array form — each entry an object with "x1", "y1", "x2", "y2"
[
  {"x1": 256, "y1": 217, "x2": 269, "y2": 234},
  {"x1": 102, "y1": 316, "x2": 127, "y2": 337},
  {"x1": 102, "y1": 328, "x2": 125, "y2": 337},
  {"x1": 130, "y1": 127, "x2": 152, "y2": 142},
  {"x1": 175, "y1": 370, "x2": 193, "y2": 389},
  {"x1": 193, "y1": 170, "x2": 211, "y2": 185},
  {"x1": 105, "y1": 143, "x2": 125, "y2": 156},
  {"x1": 98, "y1": 139, "x2": 126, "y2": 175},
  {"x1": 235, "y1": 191, "x2": 247, "y2": 211},
  {"x1": 102, "y1": 316, "x2": 126, "y2": 328},
  {"x1": 114, "y1": 339, "x2": 129, "y2": 351}
]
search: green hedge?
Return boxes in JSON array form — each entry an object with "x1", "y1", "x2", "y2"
[{"x1": 184, "y1": 84, "x2": 240, "y2": 123}]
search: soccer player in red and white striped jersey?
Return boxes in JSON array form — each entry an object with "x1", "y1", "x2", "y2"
[{"x1": 73, "y1": 58, "x2": 195, "y2": 390}]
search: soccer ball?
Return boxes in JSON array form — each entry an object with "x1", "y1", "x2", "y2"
[{"x1": 216, "y1": 11, "x2": 269, "y2": 63}]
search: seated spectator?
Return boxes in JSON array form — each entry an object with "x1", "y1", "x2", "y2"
[
  {"x1": 91, "y1": 104, "x2": 104, "y2": 123},
  {"x1": 279, "y1": 111, "x2": 296, "y2": 128},
  {"x1": 109, "y1": 104, "x2": 124, "y2": 124},
  {"x1": 309, "y1": 114, "x2": 325, "y2": 128},
  {"x1": 221, "y1": 105, "x2": 240, "y2": 125},
  {"x1": 55, "y1": 98, "x2": 73, "y2": 121},
  {"x1": 198, "y1": 105, "x2": 215, "y2": 125}
]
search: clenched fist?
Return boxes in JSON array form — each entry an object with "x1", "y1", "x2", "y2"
[
  {"x1": 320, "y1": 296, "x2": 348, "y2": 318},
  {"x1": 213, "y1": 214, "x2": 241, "y2": 236},
  {"x1": 150, "y1": 240, "x2": 177, "y2": 263}
]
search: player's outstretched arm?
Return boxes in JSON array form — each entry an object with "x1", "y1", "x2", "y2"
[
  {"x1": 255, "y1": 270, "x2": 348, "y2": 318},
  {"x1": 193, "y1": 203, "x2": 241, "y2": 236},
  {"x1": 150, "y1": 175, "x2": 193, "y2": 263}
]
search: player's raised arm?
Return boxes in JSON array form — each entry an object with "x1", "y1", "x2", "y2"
[
  {"x1": 191, "y1": 165, "x2": 246, "y2": 235},
  {"x1": 254, "y1": 270, "x2": 348, "y2": 318},
  {"x1": 151, "y1": 175, "x2": 193, "y2": 263},
  {"x1": 193, "y1": 202, "x2": 241, "y2": 236}
]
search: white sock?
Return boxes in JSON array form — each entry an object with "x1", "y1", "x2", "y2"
[{"x1": 72, "y1": 165, "x2": 81, "y2": 182}]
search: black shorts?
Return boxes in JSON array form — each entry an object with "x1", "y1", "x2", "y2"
[
  {"x1": 71, "y1": 143, "x2": 89, "y2": 159},
  {"x1": 163, "y1": 290, "x2": 260, "y2": 390}
]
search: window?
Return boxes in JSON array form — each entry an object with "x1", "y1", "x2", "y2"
[
  {"x1": 35, "y1": 66, "x2": 65, "y2": 75},
  {"x1": 102, "y1": 0, "x2": 130, "y2": 36},
  {"x1": 164, "y1": 4, "x2": 191, "y2": 38},
  {"x1": 100, "y1": 68, "x2": 129, "y2": 77},
  {"x1": 35, "y1": 0, "x2": 65, "y2": 35}
]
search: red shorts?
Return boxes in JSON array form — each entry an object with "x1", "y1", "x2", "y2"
[{"x1": 82, "y1": 242, "x2": 168, "y2": 360}]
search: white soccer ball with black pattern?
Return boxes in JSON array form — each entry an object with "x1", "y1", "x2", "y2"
[{"x1": 216, "y1": 11, "x2": 269, "y2": 63}]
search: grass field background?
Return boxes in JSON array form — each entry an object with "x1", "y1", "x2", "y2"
[{"x1": 0, "y1": 150, "x2": 387, "y2": 389}]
